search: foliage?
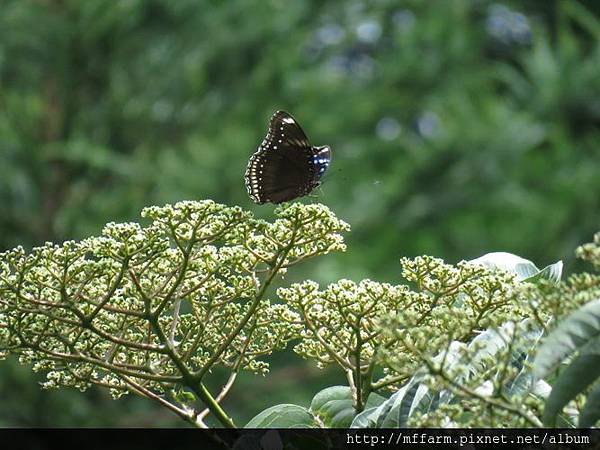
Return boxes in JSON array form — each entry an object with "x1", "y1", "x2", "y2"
[
  {"x1": 2, "y1": 0, "x2": 600, "y2": 279},
  {"x1": 245, "y1": 386, "x2": 385, "y2": 428},
  {"x1": 0, "y1": 201, "x2": 349, "y2": 428},
  {"x1": 533, "y1": 232, "x2": 600, "y2": 427},
  {"x1": 3, "y1": 199, "x2": 600, "y2": 428},
  {"x1": 279, "y1": 257, "x2": 522, "y2": 399},
  {"x1": 469, "y1": 252, "x2": 563, "y2": 283},
  {"x1": 2, "y1": 0, "x2": 600, "y2": 427},
  {"x1": 352, "y1": 320, "x2": 547, "y2": 428},
  {"x1": 249, "y1": 247, "x2": 565, "y2": 428}
]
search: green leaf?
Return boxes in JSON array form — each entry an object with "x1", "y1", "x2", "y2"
[
  {"x1": 351, "y1": 374, "x2": 431, "y2": 428},
  {"x1": 365, "y1": 392, "x2": 387, "y2": 408},
  {"x1": 350, "y1": 406, "x2": 380, "y2": 428},
  {"x1": 374, "y1": 391, "x2": 401, "y2": 428},
  {"x1": 579, "y1": 382, "x2": 600, "y2": 427},
  {"x1": 532, "y1": 379, "x2": 552, "y2": 399},
  {"x1": 245, "y1": 404, "x2": 317, "y2": 428},
  {"x1": 505, "y1": 367, "x2": 535, "y2": 398},
  {"x1": 533, "y1": 299, "x2": 600, "y2": 377},
  {"x1": 397, "y1": 381, "x2": 422, "y2": 427},
  {"x1": 543, "y1": 353, "x2": 600, "y2": 426},
  {"x1": 310, "y1": 386, "x2": 385, "y2": 428},
  {"x1": 524, "y1": 261, "x2": 563, "y2": 283},
  {"x1": 351, "y1": 321, "x2": 543, "y2": 429},
  {"x1": 459, "y1": 320, "x2": 539, "y2": 385},
  {"x1": 468, "y1": 252, "x2": 562, "y2": 283},
  {"x1": 501, "y1": 321, "x2": 545, "y2": 397},
  {"x1": 174, "y1": 390, "x2": 196, "y2": 404},
  {"x1": 348, "y1": 390, "x2": 389, "y2": 429},
  {"x1": 469, "y1": 252, "x2": 538, "y2": 280},
  {"x1": 310, "y1": 386, "x2": 354, "y2": 428},
  {"x1": 350, "y1": 390, "x2": 402, "y2": 428},
  {"x1": 417, "y1": 389, "x2": 440, "y2": 415},
  {"x1": 468, "y1": 326, "x2": 513, "y2": 372},
  {"x1": 514, "y1": 262, "x2": 542, "y2": 280}
]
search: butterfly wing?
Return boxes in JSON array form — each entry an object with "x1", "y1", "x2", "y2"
[
  {"x1": 245, "y1": 149, "x2": 310, "y2": 203},
  {"x1": 245, "y1": 111, "x2": 331, "y2": 204},
  {"x1": 264, "y1": 110, "x2": 311, "y2": 149}
]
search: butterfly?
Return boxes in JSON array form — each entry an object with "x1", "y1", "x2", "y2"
[{"x1": 244, "y1": 111, "x2": 331, "y2": 204}]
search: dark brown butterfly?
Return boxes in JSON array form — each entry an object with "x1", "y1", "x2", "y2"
[{"x1": 244, "y1": 111, "x2": 331, "y2": 204}]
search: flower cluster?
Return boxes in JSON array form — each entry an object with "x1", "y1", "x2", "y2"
[
  {"x1": 402, "y1": 235, "x2": 600, "y2": 427},
  {"x1": 241, "y1": 203, "x2": 350, "y2": 270},
  {"x1": 519, "y1": 234, "x2": 600, "y2": 328},
  {"x1": 0, "y1": 200, "x2": 349, "y2": 427},
  {"x1": 576, "y1": 232, "x2": 600, "y2": 269},
  {"x1": 277, "y1": 255, "x2": 528, "y2": 412},
  {"x1": 405, "y1": 319, "x2": 546, "y2": 427},
  {"x1": 278, "y1": 279, "x2": 408, "y2": 369},
  {"x1": 280, "y1": 256, "x2": 523, "y2": 378}
]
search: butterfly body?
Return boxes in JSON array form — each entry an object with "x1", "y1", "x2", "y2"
[{"x1": 245, "y1": 111, "x2": 331, "y2": 204}]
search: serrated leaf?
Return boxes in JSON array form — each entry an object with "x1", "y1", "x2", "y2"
[
  {"x1": 534, "y1": 299, "x2": 600, "y2": 377},
  {"x1": 542, "y1": 353, "x2": 600, "y2": 426},
  {"x1": 245, "y1": 404, "x2": 317, "y2": 428}
]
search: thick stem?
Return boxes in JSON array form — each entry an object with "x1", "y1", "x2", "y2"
[
  {"x1": 353, "y1": 328, "x2": 364, "y2": 412},
  {"x1": 130, "y1": 270, "x2": 236, "y2": 428},
  {"x1": 187, "y1": 380, "x2": 236, "y2": 429}
]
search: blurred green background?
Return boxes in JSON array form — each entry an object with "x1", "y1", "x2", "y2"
[{"x1": 1, "y1": 0, "x2": 599, "y2": 427}]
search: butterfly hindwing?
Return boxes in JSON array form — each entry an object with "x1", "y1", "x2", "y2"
[
  {"x1": 245, "y1": 111, "x2": 331, "y2": 204},
  {"x1": 245, "y1": 146, "x2": 316, "y2": 204}
]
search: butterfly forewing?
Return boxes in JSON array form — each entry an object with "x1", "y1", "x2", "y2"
[
  {"x1": 245, "y1": 111, "x2": 331, "y2": 204},
  {"x1": 264, "y1": 111, "x2": 311, "y2": 149}
]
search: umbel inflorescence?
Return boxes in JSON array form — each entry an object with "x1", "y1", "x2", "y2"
[{"x1": 0, "y1": 200, "x2": 349, "y2": 427}]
